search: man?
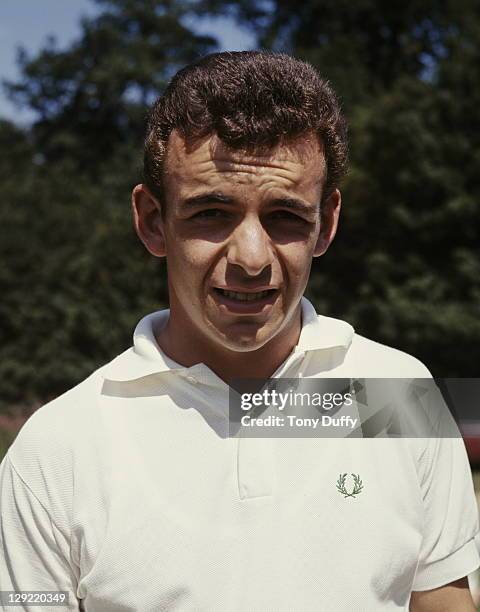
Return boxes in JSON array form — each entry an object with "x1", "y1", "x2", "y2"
[{"x1": 1, "y1": 51, "x2": 478, "y2": 611}]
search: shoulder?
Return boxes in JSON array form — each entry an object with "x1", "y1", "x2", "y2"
[
  {"x1": 319, "y1": 314, "x2": 432, "y2": 377},
  {"x1": 300, "y1": 303, "x2": 432, "y2": 378},
  {"x1": 350, "y1": 332, "x2": 431, "y2": 377},
  {"x1": 4, "y1": 361, "x2": 113, "y2": 509},
  {"x1": 10, "y1": 367, "x2": 105, "y2": 454}
]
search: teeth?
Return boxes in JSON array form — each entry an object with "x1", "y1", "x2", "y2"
[{"x1": 222, "y1": 289, "x2": 271, "y2": 301}]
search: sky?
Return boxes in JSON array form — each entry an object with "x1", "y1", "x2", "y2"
[{"x1": 0, "y1": 0, "x2": 255, "y2": 122}]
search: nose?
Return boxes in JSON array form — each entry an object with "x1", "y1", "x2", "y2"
[{"x1": 226, "y1": 214, "x2": 274, "y2": 276}]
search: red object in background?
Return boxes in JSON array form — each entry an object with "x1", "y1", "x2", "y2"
[
  {"x1": 0, "y1": 414, "x2": 27, "y2": 434},
  {"x1": 460, "y1": 422, "x2": 480, "y2": 467}
]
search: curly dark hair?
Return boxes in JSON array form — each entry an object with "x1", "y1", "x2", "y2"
[{"x1": 144, "y1": 51, "x2": 348, "y2": 205}]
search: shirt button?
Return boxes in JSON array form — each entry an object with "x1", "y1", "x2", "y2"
[{"x1": 187, "y1": 375, "x2": 198, "y2": 384}]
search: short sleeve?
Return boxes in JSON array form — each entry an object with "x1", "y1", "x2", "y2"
[
  {"x1": 412, "y1": 434, "x2": 480, "y2": 591},
  {"x1": 0, "y1": 454, "x2": 80, "y2": 611}
]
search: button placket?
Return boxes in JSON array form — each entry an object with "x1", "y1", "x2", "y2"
[{"x1": 237, "y1": 435, "x2": 275, "y2": 500}]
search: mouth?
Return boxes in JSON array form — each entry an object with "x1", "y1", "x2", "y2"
[
  {"x1": 214, "y1": 288, "x2": 276, "y2": 301},
  {"x1": 211, "y1": 287, "x2": 279, "y2": 313}
]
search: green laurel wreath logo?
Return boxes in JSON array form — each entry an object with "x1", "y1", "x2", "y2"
[{"x1": 336, "y1": 473, "x2": 364, "y2": 498}]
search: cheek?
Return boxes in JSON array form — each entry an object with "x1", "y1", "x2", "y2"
[
  {"x1": 277, "y1": 243, "x2": 315, "y2": 281},
  {"x1": 167, "y1": 238, "x2": 219, "y2": 275}
]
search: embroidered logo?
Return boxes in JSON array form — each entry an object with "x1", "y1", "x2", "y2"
[{"x1": 336, "y1": 473, "x2": 364, "y2": 498}]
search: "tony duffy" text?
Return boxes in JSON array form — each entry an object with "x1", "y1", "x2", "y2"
[{"x1": 241, "y1": 415, "x2": 358, "y2": 429}]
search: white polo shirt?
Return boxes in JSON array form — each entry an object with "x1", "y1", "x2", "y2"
[{"x1": 1, "y1": 297, "x2": 478, "y2": 611}]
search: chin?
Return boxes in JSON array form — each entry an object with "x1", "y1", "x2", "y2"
[
  {"x1": 223, "y1": 340, "x2": 266, "y2": 353},
  {"x1": 215, "y1": 326, "x2": 277, "y2": 353}
]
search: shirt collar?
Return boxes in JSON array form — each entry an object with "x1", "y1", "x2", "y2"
[
  {"x1": 101, "y1": 297, "x2": 354, "y2": 382},
  {"x1": 296, "y1": 297, "x2": 354, "y2": 353}
]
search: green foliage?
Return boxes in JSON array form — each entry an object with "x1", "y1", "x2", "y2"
[
  {"x1": 205, "y1": 0, "x2": 480, "y2": 376},
  {"x1": 0, "y1": 0, "x2": 218, "y2": 413},
  {"x1": 1, "y1": 0, "x2": 480, "y2": 418},
  {"x1": 308, "y1": 64, "x2": 480, "y2": 374},
  {"x1": 0, "y1": 118, "x2": 168, "y2": 409},
  {"x1": 6, "y1": 0, "x2": 216, "y2": 173},
  {"x1": 0, "y1": 428, "x2": 16, "y2": 461}
]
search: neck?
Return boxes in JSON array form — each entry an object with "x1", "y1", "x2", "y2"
[{"x1": 155, "y1": 305, "x2": 302, "y2": 385}]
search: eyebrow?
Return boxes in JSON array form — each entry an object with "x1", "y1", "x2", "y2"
[
  {"x1": 181, "y1": 192, "x2": 319, "y2": 216},
  {"x1": 182, "y1": 192, "x2": 234, "y2": 210},
  {"x1": 270, "y1": 197, "x2": 319, "y2": 216}
]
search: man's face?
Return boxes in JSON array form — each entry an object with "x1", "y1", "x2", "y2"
[{"x1": 135, "y1": 131, "x2": 340, "y2": 353}]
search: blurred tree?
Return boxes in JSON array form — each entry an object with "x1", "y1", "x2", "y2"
[
  {"x1": 201, "y1": 0, "x2": 480, "y2": 375},
  {"x1": 0, "y1": 0, "x2": 217, "y2": 413},
  {"x1": 6, "y1": 0, "x2": 216, "y2": 175},
  {"x1": 1, "y1": 0, "x2": 480, "y2": 421}
]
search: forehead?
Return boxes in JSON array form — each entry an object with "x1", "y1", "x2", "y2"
[{"x1": 164, "y1": 130, "x2": 326, "y2": 193}]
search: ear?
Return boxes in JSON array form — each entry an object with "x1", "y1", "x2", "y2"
[
  {"x1": 131, "y1": 184, "x2": 166, "y2": 258},
  {"x1": 313, "y1": 189, "x2": 341, "y2": 257}
]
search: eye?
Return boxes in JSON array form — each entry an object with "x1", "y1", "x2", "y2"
[
  {"x1": 192, "y1": 209, "x2": 228, "y2": 219},
  {"x1": 268, "y1": 210, "x2": 307, "y2": 223}
]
